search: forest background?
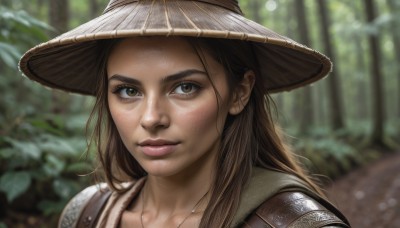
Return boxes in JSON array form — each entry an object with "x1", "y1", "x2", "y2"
[{"x1": 0, "y1": 0, "x2": 399, "y2": 227}]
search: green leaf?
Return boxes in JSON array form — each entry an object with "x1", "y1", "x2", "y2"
[
  {"x1": 65, "y1": 162, "x2": 92, "y2": 174},
  {"x1": 0, "y1": 42, "x2": 21, "y2": 68},
  {"x1": 40, "y1": 154, "x2": 65, "y2": 178},
  {"x1": 39, "y1": 136, "x2": 79, "y2": 156},
  {"x1": 6, "y1": 138, "x2": 42, "y2": 160},
  {"x1": 29, "y1": 119, "x2": 65, "y2": 136},
  {"x1": 64, "y1": 114, "x2": 89, "y2": 132},
  {"x1": 17, "y1": 10, "x2": 52, "y2": 31},
  {"x1": 37, "y1": 199, "x2": 66, "y2": 216},
  {"x1": 0, "y1": 148, "x2": 13, "y2": 159},
  {"x1": 0, "y1": 222, "x2": 8, "y2": 228},
  {"x1": 52, "y1": 178, "x2": 80, "y2": 199},
  {"x1": 0, "y1": 171, "x2": 32, "y2": 202},
  {"x1": 46, "y1": 154, "x2": 66, "y2": 173},
  {"x1": 0, "y1": 7, "x2": 50, "y2": 50}
]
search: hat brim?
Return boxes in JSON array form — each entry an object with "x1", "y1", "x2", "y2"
[{"x1": 19, "y1": 0, "x2": 331, "y2": 95}]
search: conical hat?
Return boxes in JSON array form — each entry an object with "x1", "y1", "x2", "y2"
[{"x1": 19, "y1": 0, "x2": 331, "y2": 95}]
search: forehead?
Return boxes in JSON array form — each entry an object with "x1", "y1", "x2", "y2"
[
  {"x1": 110, "y1": 36, "x2": 194, "y2": 56},
  {"x1": 107, "y1": 37, "x2": 199, "y2": 74},
  {"x1": 106, "y1": 37, "x2": 222, "y2": 78},
  {"x1": 109, "y1": 37, "x2": 195, "y2": 60}
]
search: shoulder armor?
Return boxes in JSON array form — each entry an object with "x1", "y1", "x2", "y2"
[
  {"x1": 244, "y1": 192, "x2": 350, "y2": 228},
  {"x1": 58, "y1": 184, "x2": 107, "y2": 228}
]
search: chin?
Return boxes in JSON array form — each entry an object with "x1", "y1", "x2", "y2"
[{"x1": 141, "y1": 161, "x2": 185, "y2": 178}]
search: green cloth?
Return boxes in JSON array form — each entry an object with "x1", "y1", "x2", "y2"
[{"x1": 232, "y1": 167, "x2": 315, "y2": 227}]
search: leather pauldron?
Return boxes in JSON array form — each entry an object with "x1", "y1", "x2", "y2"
[{"x1": 243, "y1": 192, "x2": 350, "y2": 228}]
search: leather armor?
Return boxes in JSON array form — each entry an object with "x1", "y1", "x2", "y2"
[
  {"x1": 59, "y1": 187, "x2": 350, "y2": 228},
  {"x1": 243, "y1": 192, "x2": 350, "y2": 228}
]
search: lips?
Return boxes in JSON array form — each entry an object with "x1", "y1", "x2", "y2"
[{"x1": 138, "y1": 139, "x2": 180, "y2": 157}]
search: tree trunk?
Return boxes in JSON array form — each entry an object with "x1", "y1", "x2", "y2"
[
  {"x1": 0, "y1": 0, "x2": 11, "y2": 7},
  {"x1": 316, "y1": 0, "x2": 345, "y2": 131},
  {"x1": 295, "y1": 0, "x2": 314, "y2": 134},
  {"x1": 355, "y1": 38, "x2": 369, "y2": 120},
  {"x1": 348, "y1": 1, "x2": 369, "y2": 121},
  {"x1": 386, "y1": 0, "x2": 400, "y2": 118},
  {"x1": 49, "y1": 0, "x2": 69, "y2": 35},
  {"x1": 249, "y1": 0, "x2": 262, "y2": 23},
  {"x1": 90, "y1": 0, "x2": 100, "y2": 19},
  {"x1": 364, "y1": 0, "x2": 386, "y2": 147}
]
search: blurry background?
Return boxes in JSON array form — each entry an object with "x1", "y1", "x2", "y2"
[{"x1": 0, "y1": 0, "x2": 399, "y2": 227}]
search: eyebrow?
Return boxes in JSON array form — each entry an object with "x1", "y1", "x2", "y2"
[{"x1": 108, "y1": 69, "x2": 208, "y2": 85}]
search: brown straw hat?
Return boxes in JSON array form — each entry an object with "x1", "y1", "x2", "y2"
[{"x1": 19, "y1": 0, "x2": 332, "y2": 95}]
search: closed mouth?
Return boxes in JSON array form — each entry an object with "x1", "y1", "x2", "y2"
[{"x1": 138, "y1": 139, "x2": 180, "y2": 147}]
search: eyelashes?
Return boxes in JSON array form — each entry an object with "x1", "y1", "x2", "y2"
[
  {"x1": 111, "y1": 82, "x2": 202, "y2": 100},
  {"x1": 112, "y1": 85, "x2": 141, "y2": 99},
  {"x1": 171, "y1": 82, "x2": 201, "y2": 95}
]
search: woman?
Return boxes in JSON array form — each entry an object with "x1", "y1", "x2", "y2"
[{"x1": 19, "y1": 0, "x2": 350, "y2": 227}]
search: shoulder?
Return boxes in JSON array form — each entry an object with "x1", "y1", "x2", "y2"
[
  {"x1": 243, "y1": 191, "x2": 350, "y2": 228},
  {"x1": 235, "y1": 168, "x2": 350, "y2": 227},
  {"x1": 58, "y1": 183, "x2": 108, "y2": 228},
  {"x1": 235, "y1": 167, "x2": 315, "y2": 224},
  {"x1": 58, "y1": 180, "x2": 143, "y2": 228}
]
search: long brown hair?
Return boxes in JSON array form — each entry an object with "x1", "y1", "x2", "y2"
[{"x1": 87, "y1": 37, "x2": 323, "y2": 228}]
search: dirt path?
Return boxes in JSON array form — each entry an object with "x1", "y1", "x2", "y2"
[{"x1": 327, "y1": 152, "x2": 400, "y2": 228}]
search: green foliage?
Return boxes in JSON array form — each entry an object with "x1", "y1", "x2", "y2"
[
  {"x1": 0, "y1": 7, "x2": 94, "y2": 225},
  {"x1": 0, "y1": 171, "x2": 31, "y2": 202},
  {"x1": 385, "y1": 119, "x2": 400, "y2": 140},
  {"x1": 0, "y1": 42, "x2": 20, "y2": 68},
  {"x1": 292, "y1": 125, "x2": 381, "y2": 179},
  {"x1": 0, "y1": 113, "x2": 93, "y2": 216},
  {"x1": 0, "y1": 6, "x2": 53, "y2": 124},
  {"x1": 0, "y1": 6, "x2": 52, "y2": 67},
  {"x1": 295, "y1": 137, "x2": 358, "y2": 179}
]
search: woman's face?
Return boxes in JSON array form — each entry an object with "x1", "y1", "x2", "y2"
[{"x1": 107, "y1": 37, "x2": 234, "y2": 178}]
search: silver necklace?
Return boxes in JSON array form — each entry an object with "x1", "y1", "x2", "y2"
[{"x1": 140, "y1": 189, "x2": 209, "y2": 228}]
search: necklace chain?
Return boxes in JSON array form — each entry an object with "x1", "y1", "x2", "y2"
[{"x1": 140, "y1": 188, "x2": 209, "y2": 228}]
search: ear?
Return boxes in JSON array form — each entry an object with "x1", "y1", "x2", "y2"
[{"x1": 229, "y1": 70, "x2": 255, "y2": 115}]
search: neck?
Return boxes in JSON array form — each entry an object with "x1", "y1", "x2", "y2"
[
  {"x1": 142, "y1": 141, "x2": 217, "y2": 214},
  {"x1": 144, "y1": 162, "x2": 213, "y2": 214}
]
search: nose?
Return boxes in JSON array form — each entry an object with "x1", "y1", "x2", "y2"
[{"x1": 140, "y1": 95, "x2": 170, "y2": 131}]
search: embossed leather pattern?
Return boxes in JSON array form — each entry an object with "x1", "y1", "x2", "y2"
[
  {"x1": 58, "y1": 185, "x2": 99, "y2": 228},
  {"x1": 243, "y1": 192, "x2": 350, "y2": 228},
  {"x1": 58, "y1": 184, "x2": 109, "y2": 228},
  {"x1": 77, "y1": 187, "x2": 111, "y2": 228}
]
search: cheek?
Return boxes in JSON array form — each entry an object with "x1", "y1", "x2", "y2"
[
  {"x1": 177, "y1": 100, "x2": 226, "y2": 136},
  {"x1": 108, "y1": 102, "x2": 138, "y2": 140}
]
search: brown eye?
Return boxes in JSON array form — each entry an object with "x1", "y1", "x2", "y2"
[
  {"x1": 173, "y1": 83, "x2": 199, "y2": 95},
  {"x1": 115, "y1": 87, "x2": 141, "y2": 98},
  {"x1": 125, "y1": 88, "x2": 138, "y2": 96},
  {"x1": 182, "y1": 84, "x2": 193, "y2": 93}
]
